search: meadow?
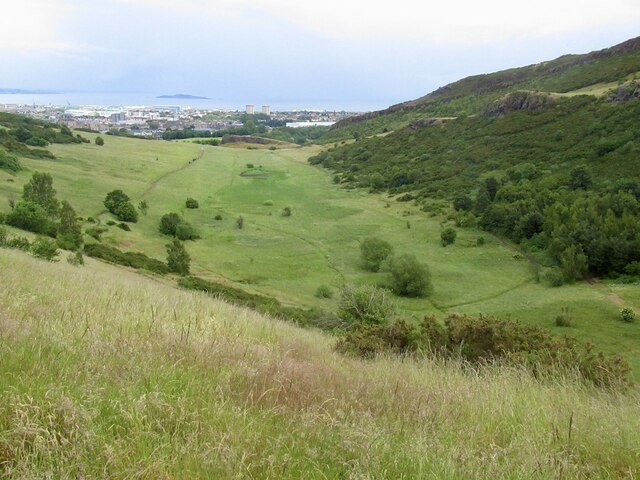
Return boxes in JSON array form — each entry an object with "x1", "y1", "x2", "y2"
[
  {"x1": 0, "y1": 134, "x2": 638, "y2": 369},
  {"x1": 1, "y1": 249, "x2": 639, "y2": 478}
]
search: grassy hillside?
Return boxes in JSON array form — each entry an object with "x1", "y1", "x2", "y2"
[
  {"x1": 1, "y1": 131, "x2": 639, "y2": 369},
  {"x1": 1, "y1": 249, "x2": 639, "y2": 478},
  {"x1": 327, "y1": 36, "x2": 640, "y2": 140}
]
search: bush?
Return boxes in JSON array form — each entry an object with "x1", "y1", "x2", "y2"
[
  {"x1": 85, "y1": 227, "x2": 106, "y2": 241},
  {"x1": 185, "y1": 198, "x2": 199, "y2": 209},
  {"x1": 95, "y1": 136, "x2": 104, "y2": 146},
  {"x1": 214, "y1": 214, "x2": 223, "y2": 221},
  {"x1": 440, "y1": 227, "x2": 457, "y2": 246},
  {"x1": 282, "y1": 206, "x2": 292, "y2": 217},
  {"x1": 236, "y1": 216, "x2": 244, "y2": 229},
  {"x1": 263, "y1": 200, "x2": 274, "y2": 206},
  {"x1": 315, "y1": 284, "x2": 334, "y2": 299},
  {"x1": 5, "y1": 200, "x2": 50, "y2": 234},
  {"x1": 385, "y1": 254, "x2": 432, "y2": 297},
  {"x1": 84, "y1": 243, "x2": 169, "y2": 274},
  {"x1": 0, "y1": 226, "x2": 7, "y2": 246},
  {"x1": 166, "y1": 239, "x2": 190, "y2": 275},
  {"x1": 104, "y1": 189, "x2": 137, "y2": 222},
  {"x1": 138, "y1": 200, "x2": 149, "y2": 215},
  {"x1": 555, "y1": 307, "x2": 574, "y2": 327},
  {"x1": 360, "y1": 237, "x2": 393, "y2": 272},
  {"x1": 175, "y1": 222, "x2": 199, "y2": 240},
  {"x1": 338, "y1": 284, "x2": 396, "y2": 325},
  {"x1": 117, "y1": 222, "x2": 131, "y2": 231},
  {"x1": 5, "y1": 235, "x2": 31, "y2": 251},
  {"x1": 620, "y1": 307, "x2": 636, "y2": 323},
  {"x1": 476, "y1": 236, "x2": 486, "y2": 246},
  {"x1": 67, "y1": 251, "x2": 84, "y2": 266},
  {"x1": 544, "y1": 268, "x2": 564, "y2": 287},
  {"x1": 334, "y1": 320, "x2": 415, "y2": 358},
  {"x1": 106, "y1": 220, "x2": 116, "y2": 226},
  {"x1": 30, "y1": 236, "x2": 59, "y2": 261},
  {"x1": 114, "y1": 202, "x2": 138, "y2": 223}
]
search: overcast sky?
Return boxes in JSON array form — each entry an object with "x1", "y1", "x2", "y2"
[{"x1": 1, "y1": 0, "x2": 639, "y2": 108}]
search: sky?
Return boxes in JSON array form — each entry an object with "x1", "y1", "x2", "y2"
[{"x1": 0, "y1": 0, "x2": 639, "y2": 109}]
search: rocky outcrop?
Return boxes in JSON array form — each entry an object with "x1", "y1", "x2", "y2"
[
  {"x1": 483, "y1": 91, "x2": 555, "y2": 117},
  {"x1": 608, "y1": 81, "x2": 640, "y2": 102}
]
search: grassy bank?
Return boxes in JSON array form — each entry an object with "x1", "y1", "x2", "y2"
[{"x1": 1, "y1": 249, "x2": 639, "y2": 478}]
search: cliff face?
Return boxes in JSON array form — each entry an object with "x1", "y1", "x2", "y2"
[{"x1": 483, "y1": 92, "x2": 556, "y2": 117}]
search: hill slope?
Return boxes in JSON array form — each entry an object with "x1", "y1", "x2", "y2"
[
  {"x1": 328, "y1": 36, "x2": 640, "y2": 139},
  {"x1": 1, "y1": 249, "x2": 640, "y2": 478}
]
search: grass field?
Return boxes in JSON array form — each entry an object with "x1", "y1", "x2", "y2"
[
  {"x1": 1, "y1": 249, "x2": 639, "y2": 478},
  {"x1": 1, "y1": 134, "x2": 639, "y2": 369}
]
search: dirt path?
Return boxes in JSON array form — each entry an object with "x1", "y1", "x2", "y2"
[
  {"x1": 139, "y1": 145, "x2": 204, "y2": 199},
  {"x1": 585, "y1": 278, "x2": 637, "y2": 312}
]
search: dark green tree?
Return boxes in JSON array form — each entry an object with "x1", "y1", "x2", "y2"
[
  {"x1": 138, "y1": 200, "x2": 149, "y2": 215},
  {"x1": 569, "y1": 166, "x2": 593, "y2": 190},
  {"x1": 159, "y1": 212, "x2": 183, "y2": 235},
  {"x1": 5, "y1": 200, "x2": 50, "y2": 233},
  {"x1": 104, "y1": 190, "x2": 130, "y2": 213},
  {"x1": 166, "y1": 239, "x2": 190, "y2": 275},
  {"x1": 23, "y1": 172, "x2": 59, "y2": 216},
  {"x1": 560, "y1": 244, "x2": 588, "y2": 283},
  {"x1": 95, "y1": 136, "x2": 104, "y2": 146},
  {"x1": 57, "y1": 200, "x2": 82, "y2": 250},
  {"x1": 360, "y1": 237, "x2": 393, "y2": 272},
  {"x1": 386, "y1": 254, "x2": 432, "y2": 297},
  {"x1": 30, "y1": 236, "x2": 59, "y2": 261},
  {"x1": 441, "y1": 227, "x2": 457, "y2": 246}
]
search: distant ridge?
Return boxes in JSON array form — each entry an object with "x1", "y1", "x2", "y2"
[{"x1": 156, "y1": 93, "x2": 210, "y2": 99}]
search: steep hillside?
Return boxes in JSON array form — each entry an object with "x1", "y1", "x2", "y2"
[
  {"x1": 327, "y1": 36, "x2": 640, "y2": 139},
  {"x1": 1, "y1": 249, "x2": 640, "y2": 478}
]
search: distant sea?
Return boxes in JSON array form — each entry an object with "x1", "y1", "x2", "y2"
[{"x1": 0, "y1": 92, "x2": 391, "y2": 112}]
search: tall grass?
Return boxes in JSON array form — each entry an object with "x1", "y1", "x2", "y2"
[{"x1": 1, "y1": 250, "x2": 639, "y2": 478}]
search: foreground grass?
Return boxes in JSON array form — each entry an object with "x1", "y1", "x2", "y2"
[{"x1": 1, "y1": 250, "x2": 639, "y2": 478}]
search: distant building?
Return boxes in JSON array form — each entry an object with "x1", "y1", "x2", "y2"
[
  {"x1": 246, "y1": 104, "x2": 254, "y2": 114},
  {"x1": 286, "y1": 121, "x2": 335, "y2": 128},
  {"x1": 109, "y1": 112, "x2": 126, "y2": 123},
  {"x1": 262, "y1": 105, "x2": 270, "y2": 115}
]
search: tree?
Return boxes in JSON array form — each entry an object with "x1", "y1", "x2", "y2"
[
  {"x1": 282, "y1": 206, "x2": 292, "y2": 217},
  {"x1": 104, "y1": 189, "x2": 129, "y2": 213},
  {"x1": 5, "y1": 200, "x2": 50, "y2": 233},
  {"x1": 386, "y1": 254, "x2": 432, "y2": 297},
  {"x1": 569, "y1": 166, "x2": 592, "y2": 190},
  {"x1": 138, "y1": 200, "x2": 149, "y2": 215},
  {"x1": 485, "y1": 177, "x2": 499, "y2": 201},
  {"x1": 453, "y1": 195, "x2": 473, "y2": 212},
  {"x1": 338, "y1": 284, "x2": 397, "y2": 325},
  {"x1": 175, "y1": 222, "x2": 198, "y2": 240},
  {"x1": 159, "y1": 212, "x2": 183, "y2": 235},
  {"x1": 57, "y1": 200, "x2": 82, "y2": 250},
  {"x1": 104, "y1": 190, "x2": 137, "y2": 222},
  {"x1": 360, "y1": 237, "x2": 393, "y2": 272},
  {"x1": 369, "y1": 172, "x2": 385, "y2": 191},
  {"x1": 185, "y1": 198, "x2": 199, "y2": 209},
  {"x1": 23, "y1": 172, "x2": 59, "y2": 216},
  {"x1": 560, "y1": 244, "x2": 588, "y2": 282},
  {"x1": 236, "y1": 216, "x2": 244, "y2": 229},
  {"x1": 441, "y1": 227, "x2": 457, "y2": 246},
  {"x1": 95, "y1": 136, "x2": 104, "y2": 146},
  {"x1": 166, "y1": 239, "x2": 190, "y2": 275}
]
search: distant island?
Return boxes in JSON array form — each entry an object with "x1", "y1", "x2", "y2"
[
  {"x1": 0, "y1": 88, "x2": 59, "y2": 94},
  {"x1": 156, "y1": 94, "x2": 210, "y2": 99}
]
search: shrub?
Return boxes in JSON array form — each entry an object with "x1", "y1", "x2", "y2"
[
  {"x1": 159, "y1": 212, "x2": 183, "y2": 235},
  {"x1": 385, "y1": 254, "x2": 432, "y2": 297},
  {"x1": 560, "y1": 244, "x2": 588, "y2": 283},
  {"x1": 360, "y1": 237, "x2": 393, "y2": 272},
  {"x1": 95, "y1": 136, "x2": 104, "y2": 146},
  {"x1": 185, "y1": 198, "x2": 199, "y2": 209},
  {"x1": 453, "y1": 195, "x2": 473, "y2": 211},
  {"x1": 85, "y1": 227, "x2": 106, "y2": 241},
  {"x1": 236, "y1": 216, "x2": 244, "y2": 229},
  {"x1": 138, "y1": 200, "x2": 149, "y2": 215},
  {"x1": 337, "y1": 284, "x2": 396, "y2": 325},
  {"x1": 476, "y1": 236, "x2": 485, "y2": 246},
  {"x1": 544, "y1": 268, "x2": 564, "y2": 287},
  {"x1": 166, "y1": 239, "x2": 190, "y2": 275},
  {"x1": 30, "y1": 236, "x2": 59, "y2": 261},
  {"x1": 315, "y1": 284, "x2": 334, "y2": 299},
  {"x1": 263, "y1": 200, "x2": 274, "y2": 206},
  {"x1": 624, "y1": 261, "x2": 640, "y2": 276},
  {"x1": 175, "y1": 222, "x2": 199, "y2": 240},
  {"x1": 84, "y1": 243, "x2": 169, "y2": 274},
  {"x1": 106, "y1": 220, "x2": 116, "y2": 226},
  {"x1": 620, "y1": 307, "x2": 636, "y2": 323},
  {"x1": 246, "y1": 163, "x2": 254, "y2": 169},
  {"x1": 5, "y1": 236, "x2": 31, "y2": 251},
  {"x1": 104, "y1": 189, "x2": 137, "y2": 222},
  {"x1": 117, "y1": 222, "x2": 131, "y2": 231},
  {"x1": 214, "y1": 214, "x2": 223, "y2": 221},
  {"x1": 5, "y1": 200, "x2": 50, "y2": 234},
  {"x1": 555, "y1": 307, "x2": 574, "y2": 327},
  {"x1": 67, "y1": 251, "x2": 84, "y2": 266},
  {"x1": 282, "y1": 206, "x2": 292, "y2": 217},
  {"x1": 0, "y1": 150, "x2": 22, "y2": 173},
  {"x1": 440, "y1": 227, "x2": 457, "y2": 246},
  {"x1": 56, "y1": 200, "x2": 82, "y2": 250},
  {"x1": 0, "y1": 226, "x2": 7, "y2": 246},
  {"x1": 23, "y1": 172, "x2": 59, "y2": 216},
  {"x1": 334, "y1": 320, "x2": 415, "y2": 358}
]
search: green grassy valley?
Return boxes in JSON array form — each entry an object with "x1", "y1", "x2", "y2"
[{"x1": 1, "y1": 132, "x2": 638, "y2": 370}]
